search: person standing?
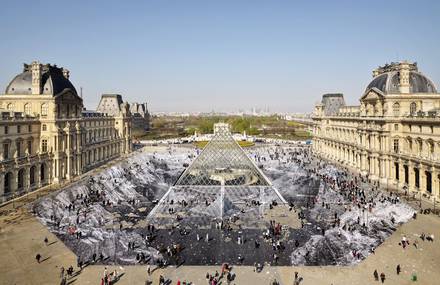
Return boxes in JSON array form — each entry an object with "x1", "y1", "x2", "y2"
[
  {"x1": 36, "y1": 253, "x2": 41, "y2": 263},
  {"x1": 396, "y1": 264, "x2": 401, "y2": 275},
  {"x1": 380, "y1": 272, "x2": 385, "y2": 283},
  {"x1": 373, "y1": 270, "x2": 379, "y2": 281}
]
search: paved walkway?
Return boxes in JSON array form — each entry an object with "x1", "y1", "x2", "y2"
[
  {"x1": 1, "y1": 147, "x2": 440, "y2": 285},
  {"x1": 0, "y1": 206, "x2": 439, "y2": 285}
]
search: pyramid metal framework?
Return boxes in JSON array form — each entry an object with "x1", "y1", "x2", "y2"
[
  {"x1": 147, "y1": 123, "x2": 286, "y2": 226},
  {"x1": 175, "y1": 123, "x2": 271, "y2": 186}
]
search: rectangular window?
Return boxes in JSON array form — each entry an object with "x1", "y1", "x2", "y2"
[
  {"x1": 4, "y1": 126, "x2": 8, "y2": 134},
  {"x1": 393, "y1": 139, "x2": 399, "y2": 153},
  {"x1": 42, "y1": 124, "x2": 47, "y2": 131},
  {"x1": 17, "y1": 125, "x2": 21, "y2": 133},
  {"x1": 28, "y1": 124, "x2": 32, "y2": 132},
  {"x1": 27, "y1": 140, "x2": 32, "y2": 155},
  {"x1": 3, "y1": 143, "x2": 9, "y2": 159},
  {"x1": 41, "y1": 139, "x2": 48, "y2": 153},
  {"x1": 41, "y1": 103, "x2": 48, "y2": 116},
  {"x1": 394, "y1": 124, "x2": 398, "y2": 131},
  {"x1": 404, "y1": 166, "x2": 409, "y2": 184},
  {"x1": 415, "y1": 168, "x2": 420, "y2": 188},
  {"x1": 16, "y1": 141, "x2": 21, "y2": 157}
]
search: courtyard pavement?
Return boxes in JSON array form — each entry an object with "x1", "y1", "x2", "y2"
[
  {"x1": 1, "y1": 146, "x2": 439, "y2": 285},
  {"x1": 0, "y1": 204, "x2": 439, "y2": 285}
]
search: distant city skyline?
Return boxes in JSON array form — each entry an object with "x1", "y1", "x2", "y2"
[{"x1": 0, "y1": 0, "x2": 439, "y2": 113}]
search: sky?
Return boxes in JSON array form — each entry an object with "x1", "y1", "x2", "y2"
[{"x1": 0, "y1": 0, "x2": 439, "y2": 113}]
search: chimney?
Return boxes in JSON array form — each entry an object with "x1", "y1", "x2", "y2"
[
  {"x1": 398, "y1": 61, "x2": 410, "y2": 94},
  {"x1": 31, "y1": 61, "x2": 42, "y2": 95},
  {"x1": 62, "y1": 68, "x2": 70, "y2": 79},
  {"x1": 372, "y1": 68, "x2": 380, "y2": 77}
]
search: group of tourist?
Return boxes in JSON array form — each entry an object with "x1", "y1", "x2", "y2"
[{"x1": 27, "y1": 143, "x2": 438, "y2": 285}]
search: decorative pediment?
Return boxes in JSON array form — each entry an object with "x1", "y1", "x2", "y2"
[
  {"x1": 361, "y1": 87, "x2": 385, "y2": 102},
  {"x1": 54, "y1": 89, "x2": 83, "y2": 104}
]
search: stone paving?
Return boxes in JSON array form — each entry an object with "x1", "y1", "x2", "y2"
[
  {"x1": 0, "y1": 207, "x2": 439, "y2": 285},
  {"x1": 1, "y1": 146, "x2": 440, "y2": 284}
]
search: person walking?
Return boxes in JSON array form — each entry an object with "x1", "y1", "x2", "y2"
[
  {"x1": 60, "y1": 267, "x2": 65, "y2": 279},
  {"x1": 44, "y1": 237, "x2": 48, "y2": 246},
  {"x1": 380, "y1": 272, "x2": 386, "y2": 283},
  {"x1": 36, "y1": 253, "x2": 41, "y2": 263},
  {"x1": 159, "y1": 275, "x2": 165, "y2": 285},
  {"x1": 396, "y1": 264, "x2": 401, "y2": 275},
  {"x1": 373, "y1": 270, "x2": 379, "y2": 281}
]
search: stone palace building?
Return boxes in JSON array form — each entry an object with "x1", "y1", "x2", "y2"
[
  {"x1": 0, "y1": 61, "x2": 132, "y2": 202},
  {"x1": 97, "y1": 94, "x2": 150, "y2": 137},
  {"x1": 312, "y1": 61, "x2": 440, "y2": 200}
]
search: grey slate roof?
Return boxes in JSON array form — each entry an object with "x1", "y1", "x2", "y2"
[
  {"x1": 365, "y1": 71, "x2": 437, "y2": 94},
  {"x1": 4, "y1": 64, "x2": 77, "y2": 96}
]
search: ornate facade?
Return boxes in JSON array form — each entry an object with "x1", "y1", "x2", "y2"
[
  {"x1": 0, "y1": 61, "x2": 132, "y2": 202},
  {"x1": 97, "y1": 95, "x2": 150, "y2": 137},
  {"x1": 312, "y1": 61, "x2": 440, "y2": 200}
]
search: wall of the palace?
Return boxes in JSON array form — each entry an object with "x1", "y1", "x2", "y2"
[
  {"x1": 0, "y1": 96, "x2": 132, "y2": 203},
  {"x1": 312, "y1": 98, "x2": 440, "y2": 201}
]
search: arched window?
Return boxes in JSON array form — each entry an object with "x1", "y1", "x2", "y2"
[
  {"x1": 24, "y1": 103, "x2": 32, "y2": 115},
  {"x1": 30, "y1": 166, "x2": 36, "y2": 185},
  {"x1": 410, "y1": 102, "x2": 417, "y2": 115},
  {"x1": 392, "y1": 102, "x2": 400, "y2": 116},
  {"x1": 17, "y1": 169, "x2": 24, "y2": 190},
  {"x1": 6, "y1": 103, "x2": 14, "y2": 111},
  {"x1": 41, "y1": 103, "x2": 48, "y2": 116},
  {"x1": 4, "y1": 172, "x2": 12, "y2": 194},
  {"x1": 40, "y1": 163, "x2": 46, "y2": 182}
]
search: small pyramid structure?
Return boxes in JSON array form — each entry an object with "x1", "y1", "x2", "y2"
[{"x1": 147, "y1": 123, "x2": 286, "y2": 227}]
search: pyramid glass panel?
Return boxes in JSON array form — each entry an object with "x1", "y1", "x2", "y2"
[
  {"x1": 148, "y1": 123, "x2": 286, "y2": 226},
  {"x1": 175, "y1": 123, "x2": 271, "y2": 186}
]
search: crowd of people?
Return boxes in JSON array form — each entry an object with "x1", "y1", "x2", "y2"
[{"x1": 28, "y1": 144, "x2": 438, "y2": 285}]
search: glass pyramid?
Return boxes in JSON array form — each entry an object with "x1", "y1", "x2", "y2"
[
  {"x1": 147, "y1": 123, "x2": 286, "y2": 227},
  {"x1": 175, "y1": 123, "x2": 271, "y2": 186}
]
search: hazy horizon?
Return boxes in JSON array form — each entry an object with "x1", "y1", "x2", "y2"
[{"x1": 0, "y1": 0, "x2": 439, "y2": 113}]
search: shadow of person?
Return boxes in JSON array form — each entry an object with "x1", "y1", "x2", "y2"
[{"x1": 40, "y1": 256, "x2": 51, "y2": 263}]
